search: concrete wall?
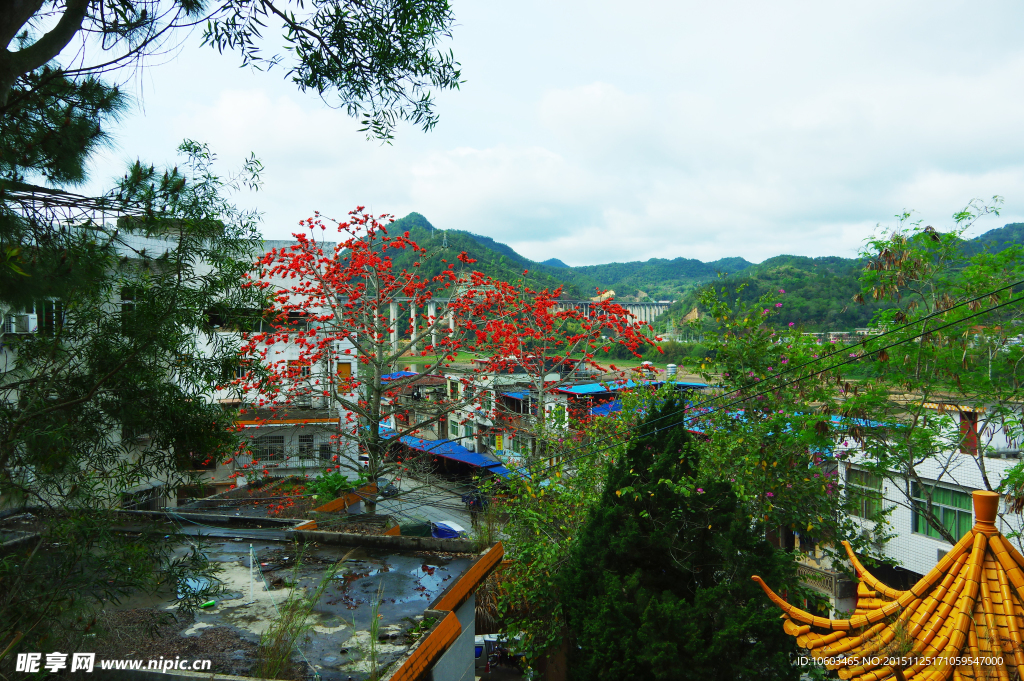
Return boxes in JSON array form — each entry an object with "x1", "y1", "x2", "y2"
[
  {"x1": 289, "y1": 529, "x2": 478, "y2": 553},
  {"x1": 431, "y1": 594, "x2": 475, "y2": 681}
]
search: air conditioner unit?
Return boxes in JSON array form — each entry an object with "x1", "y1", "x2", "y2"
[{"x1": 15, "y1": 313, "x2": 37, "y2": 333}]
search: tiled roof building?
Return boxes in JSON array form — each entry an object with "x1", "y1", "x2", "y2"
[{"x1": 754, "y1": 491, "x2": 1023, "y2": 681}]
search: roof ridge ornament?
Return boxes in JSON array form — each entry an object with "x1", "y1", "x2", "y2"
[
  {"x1": 973, "y1": 489, "x2": 1000, "y2": 535},
  {"x1": 753, "y1": 489, "x2": 1021, "y2": 679}
]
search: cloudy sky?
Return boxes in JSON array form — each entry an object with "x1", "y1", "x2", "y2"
[{"x1": 82, "y1": 0, "x2": 1024, "y2": 266}]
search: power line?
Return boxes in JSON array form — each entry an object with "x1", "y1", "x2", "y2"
[
  {"x1": 474, "y1": 276, "x2": 1024, "y2": 489},
  {"x1": 515, "y1": 282, "x2": 1024, "y2": 483}
]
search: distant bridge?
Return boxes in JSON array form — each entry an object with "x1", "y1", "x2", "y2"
[
  {"x1": 554, "y1": 300, "x2": 672, "y2": 323},
  {"x1": 381, "y1": 298, "x2": 673, "y2": 351}
]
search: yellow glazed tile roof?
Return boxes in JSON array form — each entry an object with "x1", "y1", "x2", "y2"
[{"x1": 753, "y1": 491, "x2": 1022, "y2": 681}]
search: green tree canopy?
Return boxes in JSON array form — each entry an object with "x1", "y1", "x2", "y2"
[
  {"x1": 0, "y1": 0, "x2": 459, "y2": 142},
  {"x1": 559, "y1": 398, "x2": 807, "y2": 681}
]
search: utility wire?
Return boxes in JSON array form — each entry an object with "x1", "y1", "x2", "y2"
[
  {"x1": 514, "y1": 282, "x2": 1024, "y2": 484},
  {"x1": 467, "y1": 277, "x2": 1024, "y2": 489}
]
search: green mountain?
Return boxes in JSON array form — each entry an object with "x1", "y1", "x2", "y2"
[
  {"x1": 388, "y1": 213, "x2": 754, "y2": 300},
  {"x1": 386, "y1": 214, "x2": 1024, "y2": 331},
  {"x1": 387, "y1": 213, "x2": 588, "y2": 295},
  {"x1": 666, "y1": 223, "x2": 1024, "y2": 330}
]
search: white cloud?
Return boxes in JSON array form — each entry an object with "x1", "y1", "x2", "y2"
[{"x1": 82, "y1": 0, "x2": 1024, "y2": 265}]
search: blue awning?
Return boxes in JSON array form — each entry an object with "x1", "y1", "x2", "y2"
[
  {"x1": 501, "y1": 391, "x2": 528, "y2": 400},
  {"x1": 379, "y1": 426, "x2": 511, "y2": 478}
]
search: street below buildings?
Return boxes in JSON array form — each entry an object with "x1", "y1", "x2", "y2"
[{"x1": 376, "y1": 475, "x2": 475, "y2": 530}]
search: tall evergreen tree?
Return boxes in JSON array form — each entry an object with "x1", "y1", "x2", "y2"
[
  {"x1": 560, "y1": 398, "x2": 806, "y2": 681},
  {"x1": 0, "y1": 141, "x2": 265, "y2": 657}
]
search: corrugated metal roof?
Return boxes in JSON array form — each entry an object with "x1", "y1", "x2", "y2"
[
  {"x1": 555, "y1": 379, "x2": 656, "y2": 395},
  {"x1": 378, "y1": 427, "x2": 511, "y2": 478},
  {"x1": 381, "y1": 371, "x2": 419, "y2": 382},
  {"x1": 589, "y1": 400, "x2": 623, "y2": 417},
  {"x1": 557, "y1": 379, "x2": 709, "y2": 396}
]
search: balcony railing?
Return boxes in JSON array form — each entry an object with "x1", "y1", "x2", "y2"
[{"x1": 238, "y1": 443, "x2": 345, "y2": 470}]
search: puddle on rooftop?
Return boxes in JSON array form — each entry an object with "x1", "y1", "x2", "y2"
[{"x1": 101, "y1": 538, "x2": 472, "y2": 680}]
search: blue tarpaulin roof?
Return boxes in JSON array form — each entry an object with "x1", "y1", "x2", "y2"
[
  {"x1": 378, "y1": 426, "x2": 511, "y2": 478},
  {"x1": 501, "y1": 391, "x2": 528, "y2": 400},
  {"x1": 590, "y1": 400, "x2": 623, "y2": 417},
  {"x1": 556, "y1": 380, "x2": 651, "y2": 395},
  {"x1": 558, "y1": 380, "x2": 709, "y2": 396},
  {"x1": 381, "y1": 371, "x2": 419, "y2": 382}
]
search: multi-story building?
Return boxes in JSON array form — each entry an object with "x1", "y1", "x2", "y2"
[{"x1": 784, "y1": 401, "x2": 1024, "y2": 615}]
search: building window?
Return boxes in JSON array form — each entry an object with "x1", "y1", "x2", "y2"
[
  {"x1": 318, "y1": 443, "x2": 331, "y2": 459},
  {"x1": 912, "y1": 482, "x2": 973, "y2": 541},
  {"x1": 449, "y1": 419, "x2": 459, "y2": 439},
  {"x1": 960, "y1": 411, "x2": 979, "y2": 455},
  {"x1": 289, "y1": 360, "x2": 311, "y2": 378},
  {"x1": 40, "y1": 300, "x2": 63, "y2": 337},
  {"x1": 299, "y1": 434, "x2": 314, "y2": 456},
  {"x1": 121, "y1": 286, "x2": 139, "y2": 332},
  {"x1": 847, "y1": 468, "x2": 883, "y2": 519},
  {"x1": 254, "y1": 435, "x2": 284, "y2": 459},
  {"x1": 482, "y1": 391, "x2": 492, "y2": 412},
  {"x1": 449, "y1": 380, "x2": 460, "y2": 400}
]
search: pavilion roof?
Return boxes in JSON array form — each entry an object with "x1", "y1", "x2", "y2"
[{"x1": 753, "y1": 491, "x2": 1024, "y2": 681}]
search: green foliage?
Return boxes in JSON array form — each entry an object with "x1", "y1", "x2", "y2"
[
  {"x1": 1, "y1": 1, "x2": 460, "y2": 144},
  {"x1": 834, "y1": 201, "x2": 1024, "y2": 542},
  {"x1": 601, "y1": 339, "x2": 711, "y2": 364},
  {"x1": 308, "y1": 470, "x2": 368, "y2": 499},
  {"x1": 568, "y1": 255, "x2": 752, "y2": 300},
  {"x1": 686, "y1": 284, "x2": 884, "y2": 553},
  {"x1": 203, "y1": 0, "x2": 461, "y2": 141},
  {"x1": 0, "y1": 68, "x2": 126, "y2": 186},
  {"x1": 0, "y1": 142, "x2": 263, "y2": 651},
  {"x1": 668, "y1": 222, "x2": 1024, "y2": 332},
  {"x1": 252, "y1": 548, "x2": 339, "y2": 679},
  {"x1": 559, "y1": 399, "x2": 806, "y2": 681},
  {"x1": 684, "y1": 199, "x2": 1024, "y2": 546},
  {"x1": 391, "y1": 212, "x2": 1024, "y2": 335},
  {"x1": 496, "y1": 385, "x2": 663, "y2": 665},
  {"x1": 387, "y1": 213, "x2": 578, "y2": 295}
]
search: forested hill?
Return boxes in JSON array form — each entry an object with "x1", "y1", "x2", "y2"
[
  {"x1": 387, "y1": 212, "x2": 756, "y2": 299},
  {"x1": 386, "y1": 212, "x2": 590, "y2": 296},
  {"x1": 665, "y1": 223, "x2": 1024, "y2": 330},
  {"x1": 385, "y1": 213, "x2": 1024, "y2": 330}
]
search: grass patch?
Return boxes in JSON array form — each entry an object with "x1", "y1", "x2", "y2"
[{"x1": 251, "y1": 547, "x2": 347, "y2": 679}]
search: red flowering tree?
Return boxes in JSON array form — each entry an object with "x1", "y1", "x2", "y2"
[
  {"x1": 473, "y1": 276, "x2": 659, "y2": 467},
  {"x1": 238, "y1": 208, "x2": 653, "y2": 512}
]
